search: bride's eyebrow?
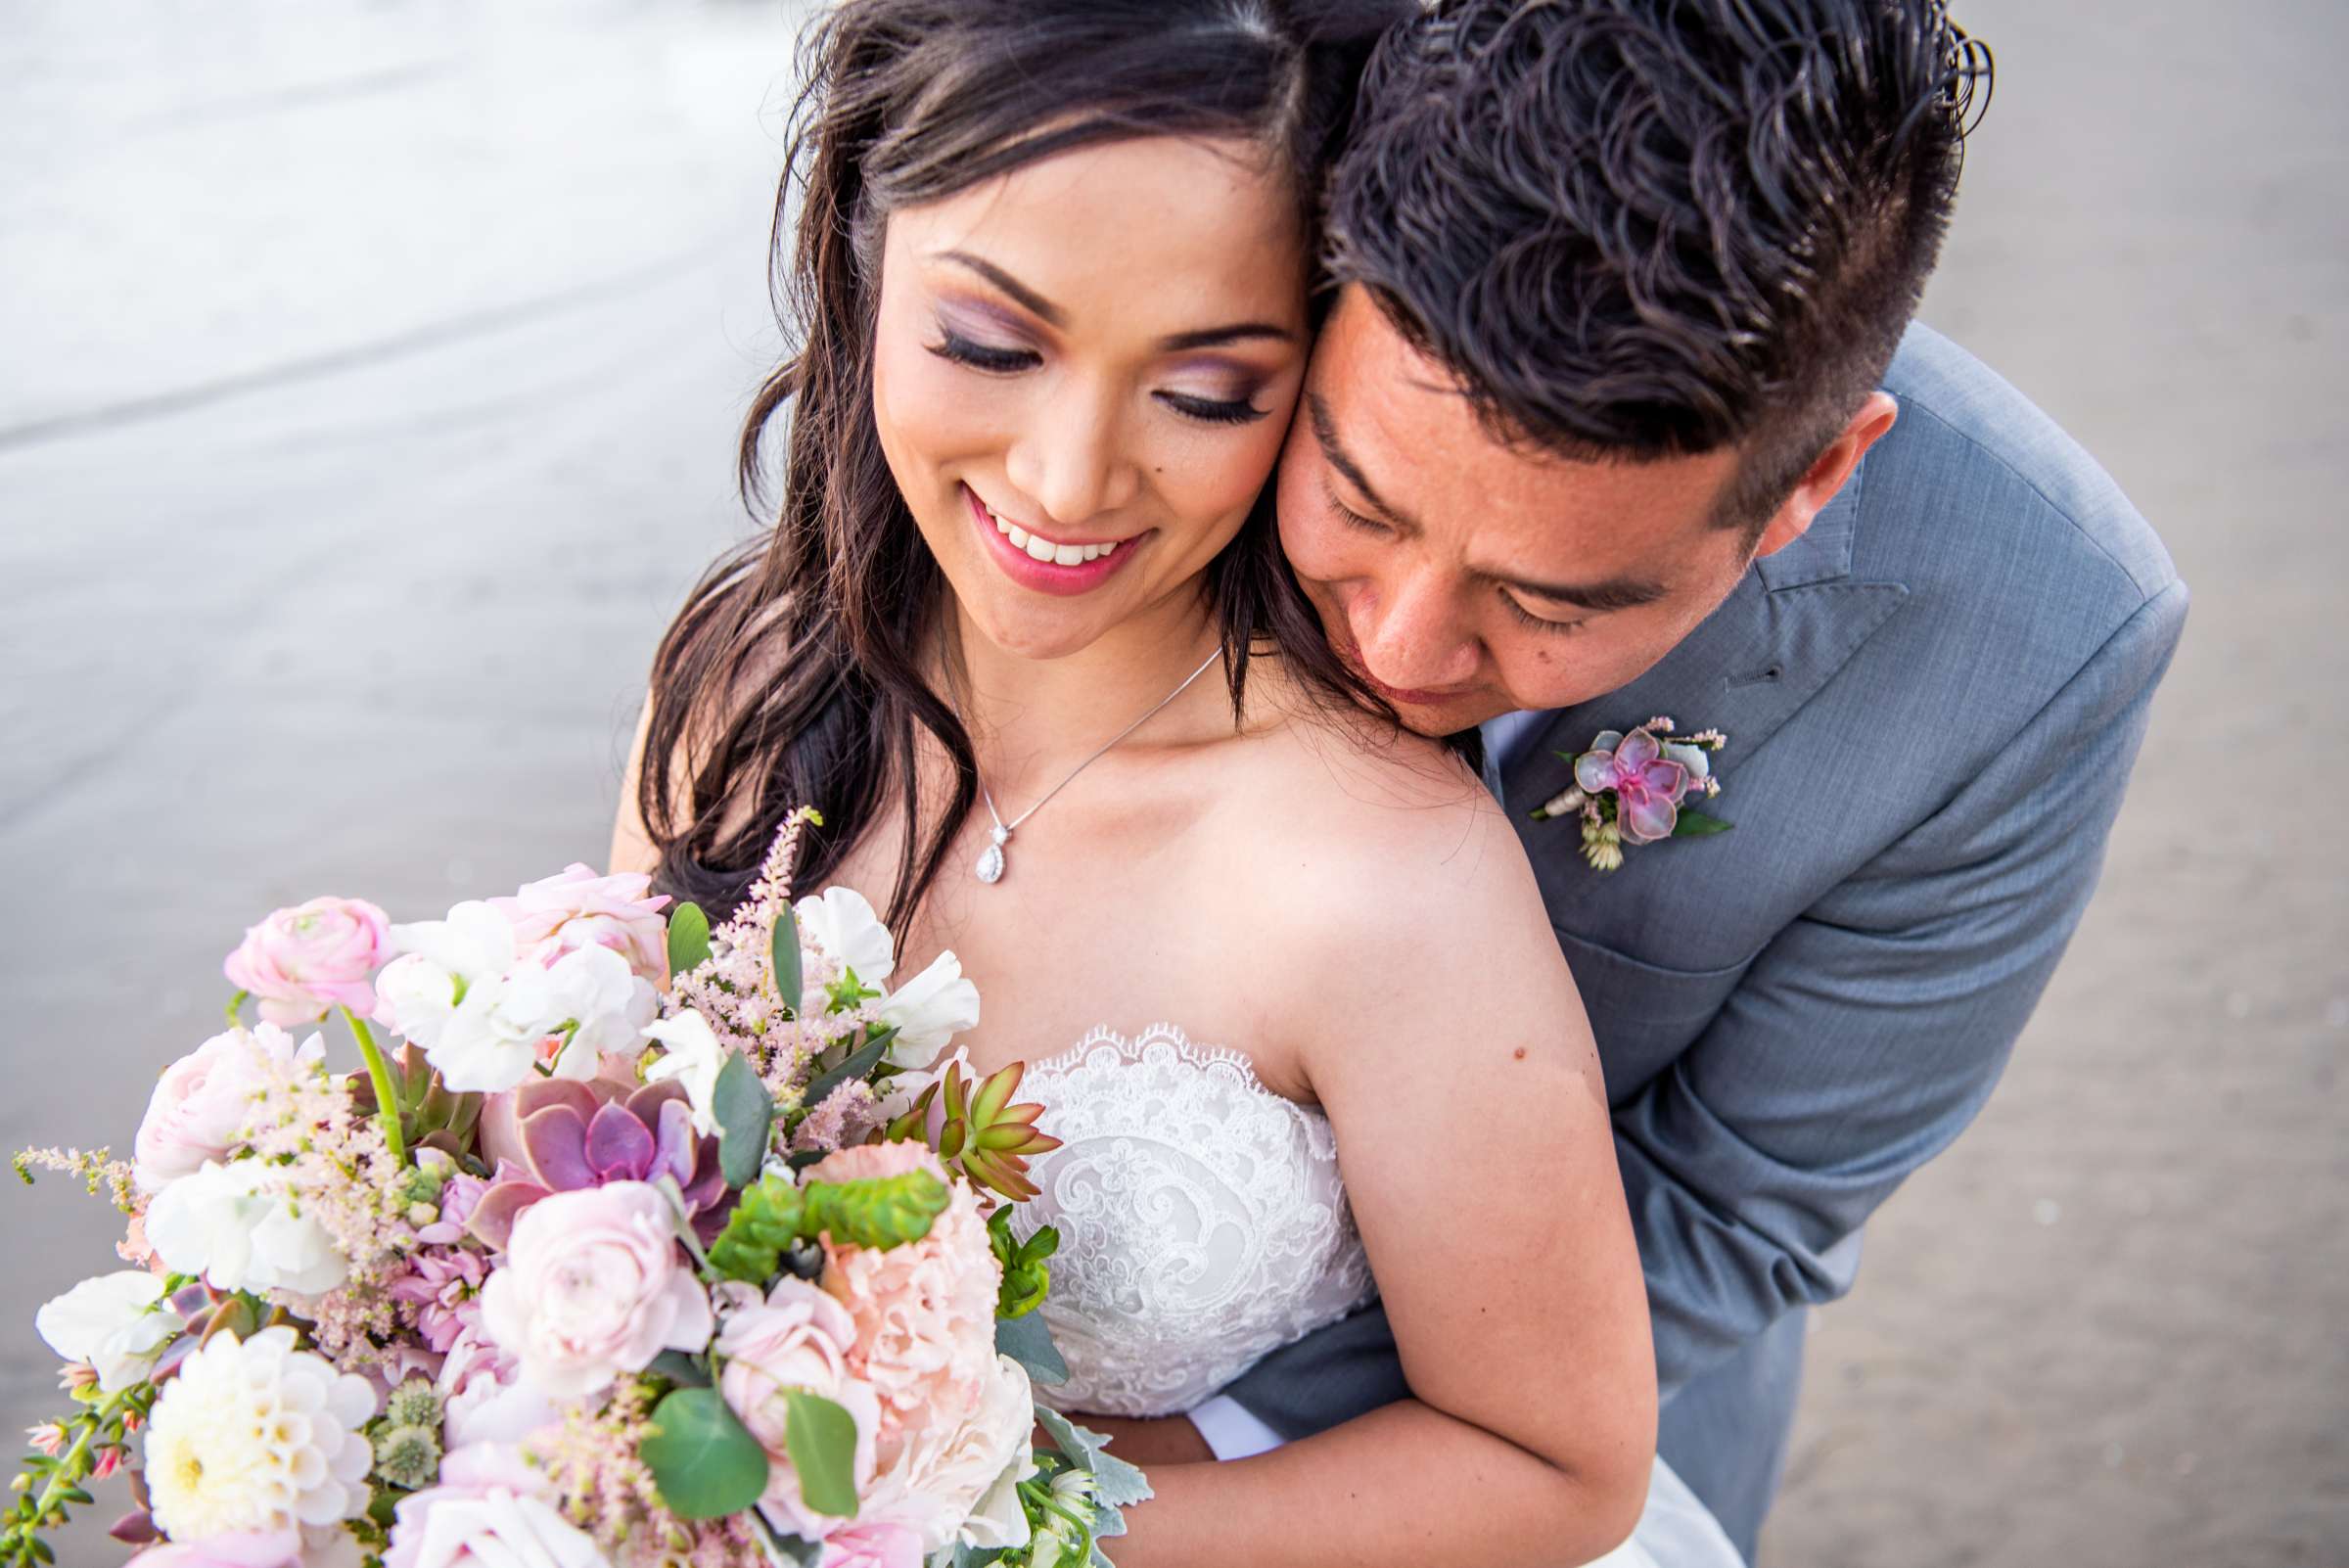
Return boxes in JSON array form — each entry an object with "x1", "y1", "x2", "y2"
[{"x1": 934, "y1": 249, "x2": 1294, "y2": 351}]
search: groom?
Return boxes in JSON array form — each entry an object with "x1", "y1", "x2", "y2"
[{"x1": 1188, "y1": 0, "x2": 2187, "y2": 1557}]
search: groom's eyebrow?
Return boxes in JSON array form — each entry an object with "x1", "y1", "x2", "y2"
[
  {"x1": 937, "y1": 251, "x2": 1293, "y2": 348},
  {"x1": 1310, "y1": 394, "x2": 1668, "y2": 614}
]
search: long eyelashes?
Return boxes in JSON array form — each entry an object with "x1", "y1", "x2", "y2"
[
  {"x1": 1157, "y1": 392, "x2": 1267, "y2": 426},
  {"x1": 927, "y1": 332, "x2": 1038, "y2": 375},
  {"x1": 925, "y1": 332, "x2": 1268, "y2": 428}
]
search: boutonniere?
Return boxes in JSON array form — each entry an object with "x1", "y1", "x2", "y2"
[{"x1": 1531, "y1": 717, "x2": 1729, "y2": 871}]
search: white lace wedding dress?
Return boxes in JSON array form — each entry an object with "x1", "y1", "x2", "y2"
[{"x1": 1013, "y1": 1024, "x2": 1745, "y2": 1568}]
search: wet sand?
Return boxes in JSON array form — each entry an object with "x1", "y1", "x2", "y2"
[{"x1": 2, "y1": 3, "x2": 2339, "y2": 1563}]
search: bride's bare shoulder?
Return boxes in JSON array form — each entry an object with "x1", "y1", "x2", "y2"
[{"x1": 1222, "y1": 678, "x2": 1553, "y2": 959}]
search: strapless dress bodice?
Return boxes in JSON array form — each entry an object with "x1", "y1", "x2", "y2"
[{"x1": 1010, "y1": 1024, "x2": 1376, "y2": 1417}]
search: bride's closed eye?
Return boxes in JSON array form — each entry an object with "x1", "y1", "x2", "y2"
[{"x1": 925, "y1": 326, "x2": 1270, "y2": 428}]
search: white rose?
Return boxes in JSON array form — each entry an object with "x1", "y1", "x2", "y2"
[
  {"x1": 383, "y1": 1442, "x2": 610, "y2": 1568},
  {"x1": 373, "y1": 953, "x2": 461, "y2": 1050},
  {"x1": 642, "y1": 1009, "x2": 728, "y2": 1135},
  {"x1": 794, "y1": 887, "x2": 896, "y2": 985},
  {"x1": 35, "y1": 1271, "x2": 175, "y2": 1392},
  {"x1": 539, "y1": 944, "x2": 657, "y2": 1072},
  {"x1": 391, "y1": 899, "x2": 518, "y2": 978},
  {"x1": 132, "y1": 1025, "x2": 321, "y2": 1194},
  {"x1": 862, "y1": 1353, "x2": 1035, "y2": 1553},
  {"x1": 876, "y1": 950, "x2": 982, "y2": 1068},
  {"x1": 145, "y1": 1160, "x2": 348, "y2": 1298}
]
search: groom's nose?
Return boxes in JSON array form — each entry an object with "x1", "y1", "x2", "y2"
[{"x1": 1355, "y1": 565, "x2": 1480, "y2": 693}]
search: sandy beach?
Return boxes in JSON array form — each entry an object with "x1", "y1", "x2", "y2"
[{"x1": 1, "y1": 3, "x2": 2340, "y2": 1562}]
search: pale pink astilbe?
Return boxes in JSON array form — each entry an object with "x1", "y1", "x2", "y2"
[
  {"x1": 522, "y1": 1382, "x2": 765, "y2": 1568},
  {"x1": 12, "y1": 1146, "x2": 138, "y2": 1214},
  {"x1": 667, "y1": 807, "x2": 831, "y2": 1108},
  {"x1": 235, "y1": 1045, "x2": 424, "y2": 1370},
  {"x1": 790, "y1": 1079, "x2": 881, "y2": 1156}
]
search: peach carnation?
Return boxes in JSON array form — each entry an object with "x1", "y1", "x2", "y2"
[{"x1": 808, "y1": 1142, "x2": 999, "y2": 1467}]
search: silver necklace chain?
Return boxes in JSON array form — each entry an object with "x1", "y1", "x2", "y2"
[{"x1": 947, "y1": 644, "x2": 1225, "y2": 885}]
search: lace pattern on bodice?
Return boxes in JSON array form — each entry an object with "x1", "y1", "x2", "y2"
[{"x1": 1012, "y1": 1024, "x2": 1376, "y2": 1417}]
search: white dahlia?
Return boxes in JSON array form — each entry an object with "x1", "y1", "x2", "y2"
[{"x1": 145, "y1": 1326, "x2": 378, "y2": 1541}]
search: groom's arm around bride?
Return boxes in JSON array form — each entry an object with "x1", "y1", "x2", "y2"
[{"x1": 1206, "y1": 2, "x2": 2187, "y2": 1558}]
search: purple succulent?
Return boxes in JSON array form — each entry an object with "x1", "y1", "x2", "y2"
[{"x1": 467, "y1": 1076, "x2": 731, "y2": 1249}]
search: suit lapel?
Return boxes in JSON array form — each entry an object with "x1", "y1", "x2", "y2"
[{"x1": 1497, "y1": 461, "x2": 1908, "y2": 919}]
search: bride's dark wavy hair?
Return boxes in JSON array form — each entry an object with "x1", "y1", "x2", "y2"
[{"x1": 640, "y1": 0, "x2": 1418, "y2": 926}]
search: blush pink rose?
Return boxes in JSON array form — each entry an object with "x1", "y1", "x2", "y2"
[
  {"x1": 383, "y1": 1443, "x2": 606, "y2": 1568},
  {"x1": 819, "y1": 1522, "x2": 923, "y2": 1568},
  {"x1": 489, "y1": 864, "x2": 671, "y2": 987},
  {"x1": 808, "y1": 1143, "x2": 999, "y2": 1470},
  {"x1": 477, "y1": 1181, "x2": 712, "y2": 1400},
  {"x1": 222, "y1": 898, "x2": 392, "y2": 1028},
  {"x1": 132, "y1": 1024, "x2": 322, "y2": 1194},
  {"x1": 714, "y1": 1278, "x2": 881, "y2": 1539},
  {"x1": 130, "y1": 1532, "x2": 301, "y2": 1568}
]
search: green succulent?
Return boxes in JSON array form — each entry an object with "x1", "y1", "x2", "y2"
[{"x1": 706, "y1": 1168, "x2": 952, "y2": 1283}]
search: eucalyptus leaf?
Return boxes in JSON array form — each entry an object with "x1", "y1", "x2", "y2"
[
  {"x1": 996, "y1": 1309, "x2": 1070, "y2": 1387},
  {"x1": 667, "y1": 901, "x2": 712, "y2": 979},
  {"x1": 782, "y1": 1388, "x2": 861, "y2": 1519},
  {"x1": 1031, "y1": 1407, "x2": 1150, "y2": 1508},
  {"x1": 715, "y1": 1052, "x2": 777, "y2": 1189},
  {"x1": 953, "y1": 1548, "x2": 1009, "y2": 1568},
  {"x1": 771, "y1": 902, "x2": 804, "y2": 1015},
  {"x1": 641, "y1": 1387, "x2": 769, "y2": 1519},
  {"x1": 1671, "y1": 809, "x2": 1734, "y2": 838},
  {"x1": 800, "y1": 1027, "x2": 898, "y2": 1115},
  {"x1": 646, "y1": 1349, "x2": 711, "y2": 1388}
]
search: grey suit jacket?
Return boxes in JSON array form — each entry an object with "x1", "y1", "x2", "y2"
[{"x1": 1223, "y1": 324, "x2": 2187, "y2": 1540}]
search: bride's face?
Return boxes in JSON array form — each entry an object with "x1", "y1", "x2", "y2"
[{"x1": 871, "y1": 135, "x2": 1310, "y2": 662}]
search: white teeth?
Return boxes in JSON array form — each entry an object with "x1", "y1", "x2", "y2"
[{"x1": 981, "y1": 493, "x2": 1123, "y2": 566}]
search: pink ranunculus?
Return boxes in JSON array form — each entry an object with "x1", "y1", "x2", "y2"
[
  {"x1": 477, "y1": 1181, "x2": 712, "y2": 1401},
  {"x1": 1574, "y1": 726, "x2": 1691, "y2": 844},
  {"x1": 820, "y1": 1522, "x2": 924, "y2": 1568},
  {"x1": 714, "y1": 1278, "x2": 882, "y2": 1539},
  {"x1": 129, "y1": 1531, "x2": 302, "y2": 1568},
  {"x1": 490, "y1": 864, "x2": 671, "y2": 987},
  {"x1": 132, "y1": 1024, "x2": 322, "y2": 1194},
  {"x1": 222, "y1": 897, "x2": 392, "y2": 1028},
  {"x1": 809, "y1": 1144, "x2": 1000, "y2": 1476},
  {"x1": 383, "y1": 1443, "x2": 606, "y2": 1568},
  {"x1": 436, "y1": 1327, "x2": 558, "y2": 1451}
]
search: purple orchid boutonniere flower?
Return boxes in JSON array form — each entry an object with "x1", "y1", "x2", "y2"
[{"x1": 1531, "y1": 717, "x2": 1730, "y2": 871}]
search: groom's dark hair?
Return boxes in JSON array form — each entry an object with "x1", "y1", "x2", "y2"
[{"x1": 1328, "y1": 0, "x2": 1992, "y2": 531}]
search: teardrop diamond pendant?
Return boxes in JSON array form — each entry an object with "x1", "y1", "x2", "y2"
[{"x1": 974, "y1": 824, "x2": 1010, "y2": 884}]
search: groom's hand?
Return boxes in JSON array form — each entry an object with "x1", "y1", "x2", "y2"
[{"x1": 1048, "y1": 1412, "x2": 1217, "y2": 1467}]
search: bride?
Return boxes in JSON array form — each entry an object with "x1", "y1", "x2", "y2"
[{"x1": 613, "y1": 1, "x2": 1738, "y2": 1563}]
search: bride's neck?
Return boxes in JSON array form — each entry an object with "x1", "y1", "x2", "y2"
[{"x1": 939, "y1": 590, "x2": 1223, "y2": 796}]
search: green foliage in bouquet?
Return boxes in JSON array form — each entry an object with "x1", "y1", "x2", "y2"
[
  {"x1": 348, "y1": 1041, "x2": 484, "y2": 1161},
  {"x1": 989, "y1": 1207, "x2": 1057, "y2": 1320},
  {"x1": 641, "y1": 1386, "x2": 772, "y2": 1520},
  {"x1": 884, "y1": 1056, "x2": 1061, "y2": 1203},
  {"x1": 705, "y1": 1168, "x2": 953, "y2": 1282}
]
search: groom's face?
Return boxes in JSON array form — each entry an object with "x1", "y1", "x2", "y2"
[{"x1": 1276, "y1": 289, "x2": 1766, "y2": 736}]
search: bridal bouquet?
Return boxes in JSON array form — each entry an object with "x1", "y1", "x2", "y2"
[{"x1": 6, "y1": 811, "x2": 1143, "y2": 1568}]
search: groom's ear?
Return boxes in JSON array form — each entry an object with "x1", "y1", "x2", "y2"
[{"x1": 1751, "y1": 392, "x2": 1901, "y2": 559}]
